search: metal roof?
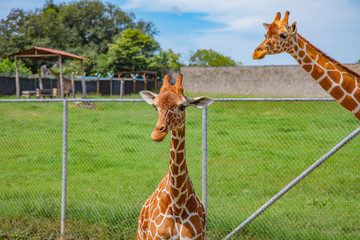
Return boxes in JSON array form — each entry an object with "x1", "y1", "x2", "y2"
[{"x1": 8, "y1": 46, "x2": 90, "y2": 61}]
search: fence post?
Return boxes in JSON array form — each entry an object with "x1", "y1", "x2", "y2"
[
  {"x1": 202, "y1": 107, "x2": 208, "y2": 216},
  {"x1": 120, "y1": 79, "x2": 124, "y2": 99},
  {"x1": 15, "y1": 56, "x2": 20, "y2": 99},
  {"x1": 61, "y1": 99, "x2": 69, "y2": 238},
  {"x1": 80, "y1": 60, "x2": 86, "y2": 98}
]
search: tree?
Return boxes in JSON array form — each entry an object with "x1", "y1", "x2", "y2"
[
  {"x1": 150, "y1": 48, "x2": 182, "y2": 78},
  {"x1": 189, "y1": 49, "x2": 241, "y2": 67},
  {"x1": 0, "y1": 0, "x2": 158, "y2": 73},
  {"x1": 0, "y1": 58, "x2": 32, "y2": 74},
  {"x1": 0, "y1": 9, "x2": 33, "y2": 56},
  {"x1": 152, "y1": 49, "x2": 182, "y2": 70},
  {"x1": 104, "y1": 29, "x2": 159, "y2": 72}
]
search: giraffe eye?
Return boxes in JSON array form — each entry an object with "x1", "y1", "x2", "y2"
[
  {"x1": 179, "y1": 105, "x2": 186, "y2": 111},
  {"x1": 280, "y1": 33, "x2": 288, "y2": 39}
]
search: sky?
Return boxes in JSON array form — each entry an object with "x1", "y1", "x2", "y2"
[{"x1": 1, "y1": 0, "x2": 360, "y2": 66}]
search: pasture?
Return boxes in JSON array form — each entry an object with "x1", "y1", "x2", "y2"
[{"x1": 0, "y1": 96, "x2": 359, "y2": 239}]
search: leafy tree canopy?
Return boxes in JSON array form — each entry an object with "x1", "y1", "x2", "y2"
[
  {"x1": 152, "y1": 49, "x2": 182, "y2": 71},
  {"x1": 0, "y1": 0, "x2": 243, "y2": 77},
  {"x1": 0, "y1": 0, "x2": 157, "y2": 73},
  {"x1": 0, "y1": 58, "x2": 32, "y2": 74},
  {"x1": 100, "y1": 28, "x2": 159, "y2": 73},
  {"x1": 189, "y1": 49, "x2": 241, "y2": 67}
]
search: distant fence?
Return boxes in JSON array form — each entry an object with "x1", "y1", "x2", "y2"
[
  {"x1": 0, "y1": 76, "x2": 157, "y2": 96},
  {"x1": 1, "y1": 98, "x2": 360, "y2": 240}
]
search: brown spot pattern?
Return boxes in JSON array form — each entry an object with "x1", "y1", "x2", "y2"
[
  {"x1": 330, "y1": 86, "x2": 345, "y2": 100},
  {"x1": 327, "y1": 70, "x2": 341, "y2": 84},
  {"x1": 341, "y1": 73, "x2": 356, "y2": 93},
  {"x1": 303, "y1": 64, "x2": 313, "y2": 72},
  {"x1": 311, "y1": 64, "x2": 325, "y2": 80},
  {"x1": 340, "y1": 95, "x2": 358, "y2": 112},
  {"x1": 319, "y1": 76, "x2": 332, "y2": 91}
]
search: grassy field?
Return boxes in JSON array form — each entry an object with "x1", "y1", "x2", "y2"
[{"x1": 0, "y1": 95, "x2": 359, "y2": 239}]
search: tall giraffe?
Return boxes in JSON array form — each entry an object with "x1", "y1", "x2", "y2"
[
  {"x1": 138, "y1": 74, "x2": 214, "y2": 240},
  {"x1": 252, "y1": 11, "x2": 360, "y2": 120},
  {"x1": 46, "y1": 67, "x2": 72, "y2": 97}
]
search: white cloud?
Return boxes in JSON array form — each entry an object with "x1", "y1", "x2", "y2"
[
  {"x1": 202, "y1": 14, "x2": 263, "y2": 32},
  {"x1": 120, "y1": 0, "x2": 359, "y2": 33},
  {"x1": 171, "y1": 6, "x2": 182, "y2": 16}
]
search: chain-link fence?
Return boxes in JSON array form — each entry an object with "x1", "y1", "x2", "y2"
[{"x1": 0, "y1": 98, "x2": 359, "y2": 240}]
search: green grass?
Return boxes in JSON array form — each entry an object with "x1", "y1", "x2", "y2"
[{"x1": 0, "y1": 98, "x2": 360, "y2": 239}]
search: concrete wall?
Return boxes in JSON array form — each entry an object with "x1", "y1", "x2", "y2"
[{"x1": 179, "y1": 64, "x2": 360, "y2": 97}]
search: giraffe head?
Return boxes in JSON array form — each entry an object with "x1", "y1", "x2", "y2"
[
  {"x1": 252, "y1": 11, "x2": 297, "y2": 60},
  {"x1": 140, "y1": 74, "x2": 214, "y2": 142}
]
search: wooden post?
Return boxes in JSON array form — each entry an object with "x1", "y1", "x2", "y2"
[
  {"x1": 110, "y1": 78, "x2": 112, "y2": 96},
  {"x1": 143, "y1": 73, "x2": 147, "y2": 90},
  {"x1": 133, "y1": 75, "x2": 136, "y2": 94},
  {"x1": 121, "y1": 79, "x2": 125, "y2": 99},
  {"x1": 118, "y1": 73, "x2": 123, "y2": 99},
  {"x1": 59, "y1": 55, "x2": 64, "y2": 98},
  {"x1": 37, "y1": 65, "x2": 41, "y2": 98},
  {"x1": 81, "y1": 60, "x2": 86, "y2": 98},
  {"x1": 15, "y1": 56, "x2": 20, "y2": 98},
  {"x1": 71, "y1": 72, "x2": 75, "y2": 97},
  {"x1": 97, "y1": 78, "x2": 100, "y2": 96},
  {"x1": 38, "y1": 61, "x2": 43, "y2": 90},
  {"x1": 155, "y1": 72, "x2": 158, "y2": 91}
]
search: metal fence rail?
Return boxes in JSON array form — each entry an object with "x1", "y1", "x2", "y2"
[
  {"x1": 224, "y1": 125, "x2": 360, "y2": 239},
  {"x1": 0, "y1": 98, "x2": 359, "y2": 240}
]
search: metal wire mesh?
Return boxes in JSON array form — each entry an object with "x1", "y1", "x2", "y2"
[
  {"x1": 0, "y1": 98, "x2": 359, "y2": 240},
  {"x1": 0, "y1": 101, "x2": 63, "y2": 238},
  {"x1": 206, "y1": 100, "x2": 360, "y2": 240}
]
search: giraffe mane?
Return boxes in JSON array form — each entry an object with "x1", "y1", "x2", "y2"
[{"x1": 298, "y1": 33, "x2": 360, "y2": 79}]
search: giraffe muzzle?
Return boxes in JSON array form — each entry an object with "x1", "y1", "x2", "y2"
[
  {"x1": 252, "y1": 46, "x2": 267, "y2": 59},
  {"x1": 151, "y1": 124, "x2": 168, "y2": 142}
]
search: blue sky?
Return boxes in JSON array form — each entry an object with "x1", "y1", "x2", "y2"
[{"x1": 1, "y1": 0, "x2": 360, "y2": 66}]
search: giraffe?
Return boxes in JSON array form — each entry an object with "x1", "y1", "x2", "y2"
[
  {"x1": 138, "y1": 74, "x2": 214, "y2": 240},
  {"x1": 252, "y1": 11, "x2": 360, "y2": 120},
  {"x1": 45, "y1": 66, "x2": 72, "y2": 97}
]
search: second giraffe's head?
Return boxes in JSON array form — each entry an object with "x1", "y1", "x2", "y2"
[
  {"x1": 252, "y1": 11, "x2": 297, "y2": 60},
  {"x1": 140, "y1": 74, "x2": 214, "y2": 142}
]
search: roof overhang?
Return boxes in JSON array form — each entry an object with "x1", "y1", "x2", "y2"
[{"x1": 8, "y1": 46, "x2": 90, "y2": 61}]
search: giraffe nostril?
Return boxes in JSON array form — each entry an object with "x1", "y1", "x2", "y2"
[
  {"x1": 256, "y1": 47, "x2": 262, "y2": 51},
  {"x1": 159, "y1": 126, "x2": 166, "y2": 132}
]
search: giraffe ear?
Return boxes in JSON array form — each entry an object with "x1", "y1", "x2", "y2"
[
  {"x1": 140, "y1": 91, "x2": 158, "y2": 105},
  {"x1": 263, "y1": 23, "x2": 270, "y2": 31},
  {"x1": 189, "y1": 96, "x2": 214, "y2": 109},
  {"x1": 290, "y1": 21, "x2": 297, "y2": 35}
]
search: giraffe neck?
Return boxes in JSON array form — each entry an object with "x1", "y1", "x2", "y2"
[
  {"x1": 289, "y1": 33, "x2": 360, "y2": 120},
  {"x1": 48, "y1": 69, "x2": 60, "y2": 79},
  {"x1": 168, "y1": 125, "x2": 195, "y2": 211}
]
